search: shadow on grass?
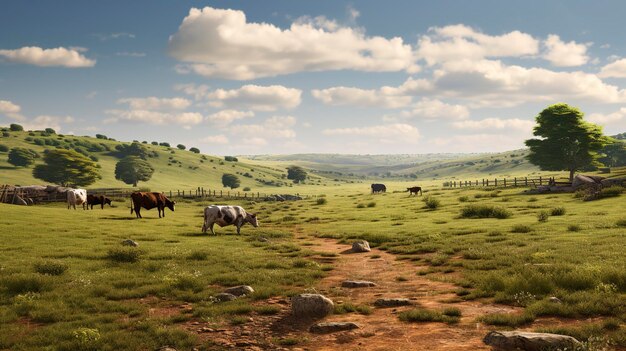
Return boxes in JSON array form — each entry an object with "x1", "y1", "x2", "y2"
[
  {"x1": 179, "y1": 231, "x2": 209, "y2": 237},
  {"x1": 101, "y1": 216, "x2": 158, "y2": 220}
]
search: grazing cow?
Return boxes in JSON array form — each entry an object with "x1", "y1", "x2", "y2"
[
  {"x1": 202, "y1": 205, "x2": 259, "y2": 235},
  {"x1": 86, "y1": 194, "x2": 112, "y2": 210},
  {"x1": 407, "y1": 186, "x2": 423, "y2": 196},
  {"x1": 130, "y1": 192, "x2": 175, "y2": 218},
  {"x1": 371, "y1": 183, "x2": 387, "y2": 193},
  {"x1": 67, "y1": 189, "x2": 87, "y2": 210}
]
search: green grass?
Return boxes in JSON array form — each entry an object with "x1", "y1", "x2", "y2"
[
  {"x1": 460, "y1": 204, "x2": 511, "y2": 219},
  {"x1": 398, "y1": 307, "x2": 461, "y2": 324}
]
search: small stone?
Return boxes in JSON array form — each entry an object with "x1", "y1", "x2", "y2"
[
  {"x1": 291, "y1": 293, "x2": 334, "y2": 318},
  {"x1": 374, "y1": 298, "x2": 412, "y2": 307},
  {"x1": 310, "y1": 322, "x2": 360, "y2": 334},
  {"x1": 483, "y1": 331, "x2": 582, "y2": 351},
  {"x1": 351, "y1": 240, "x2": 371, "y2": 253},
  {"x1": 548, "y1": 296, "x2": 562, "y2": 304},
  {"x1": 224, "y1": 285, "x2": 255, "y2": 296},
  {"x1": 122, "y1": 239, "x2": 139, "y2": 247},
  {"x1": 341, "y1": 280, "x2": 376, "y2": 288},
  {"x1": 215, "y1": 293, "x2": 238, "y2": 302}
]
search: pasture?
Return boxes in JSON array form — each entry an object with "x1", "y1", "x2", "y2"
[{"x1": 0, "y1": 180, "x2": 625, "y2": 350}]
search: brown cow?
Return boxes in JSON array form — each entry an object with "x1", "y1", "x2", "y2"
[
  {"x1": 130, "y1": 192, "x2": 176, "y2": 218},
  {"x1": 407, "y1": 186, "x2": 423, "y2": 196},
  {"x1": 86, "y1": 194, "x2": 112, "y2": 210}
]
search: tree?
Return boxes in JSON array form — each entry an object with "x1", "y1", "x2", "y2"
[
  {"x1": 224, "y1": 156, "x2": 238, "y2": 162},
  {"x1": 10, "y1": 123, "x2": 23, "y2": 131},
  {"x1": 8, "y1": 147, "x2": 37, "y2": 167},
  {"x1": 189, "y1": 147, "x2": 200, "y2": 154},
  {"x1": 598, "y1": 139, "x2": 626, "y2": 167},
  {"x1": 114, "y1": 142, "x2": 150, "y2": 159},
  {"x1": 114, "y1": 156, "x2": 155, "y2": 187},
  {"x1": 33, "y1": 149, "x2": 101, "y2": 187},
  {"x1": 159, "y1": 142, "x2": 170, "y2": 147},
  {"x1": 287, "y1": 165, "x2": 307, "y2": 183},
  {"x1": 177, "y1": 144, "x2": 186, "y2": 150},
  {"x1": 525, "y1": 103, "x2": 610, "y2": 181},
  {"x1": 222, "y1": 173, "x2": 240, "y2": 189},
  {"x1": 45, "y1": 128, "x2": 56, "y2": 134}
]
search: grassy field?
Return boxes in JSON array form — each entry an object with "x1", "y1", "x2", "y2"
[{"x1": 1, "y1": 172, "x2": 625, "y2": 349}]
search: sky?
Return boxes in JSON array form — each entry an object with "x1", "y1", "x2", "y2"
[{"x1": 1, "y1": 0, "x2": 626, "y2": 155}]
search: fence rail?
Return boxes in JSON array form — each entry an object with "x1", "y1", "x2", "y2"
[
  {"x1": 443, "y1": 176, "x2": 571, "y2": 188},
  {"x1": 88, "y1": 187, "x2": 309, "y2": 201}
]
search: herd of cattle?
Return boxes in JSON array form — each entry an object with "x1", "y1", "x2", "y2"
[{"x1": 64, "y1": 183, "x2": 420, "y2": 234}]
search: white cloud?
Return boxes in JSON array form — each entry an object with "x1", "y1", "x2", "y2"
[
  {"x1": 234, "y1": 116, "x2": 297, "y2": 139},
  {"x1": 599, "y1": 58, "x2": 626, "y2": 78},
  {"x1": 207, "y1": 85, "x2": 301, "y2": 111},
  {"x1": 416, "y1": 24, "x2": 539, "y2": 66},
  {"x1": 94, "y1": 32, "x2": 135, "y2": 41},
  {"x1": 543, "y1": 34, "x2": 589, "y2": 67},
  {"x1": 22, "y1": 115, "x2": 74, "y2": 132},
  {"x1": 200, "y1": 134, "x2": 229, "y2": 144},
  {"x1": 117, "y1": 97, "x2": 191, "y2": 110},
  {"x1": 323, "y1": 123, "x2": 420, "y2": 144},
  {"x1": 0, "y1": 46, "x2": 95, "y2": 67},
  {"x1": 311, "y1": 86, "x2": 411, "y2": 108},
  {"x1": 104, "y1": 109, "x2": 203, "y2": 126},
  {"x1": 430, "y1": 133, "x2": 526, "y2": 152},
  {"x1": 207, "y1": 109, "x2": 254, "y2": 125},
  {"x1": 451, "y1": 118, "x2": 534, "y2": 131},
  {"x1": 174, "y1": 83, "x2": 210, "y2": 101},
  {"x1": 400, "y1": 98, "x2": 470, "y2": 120},
  {"x1": 588, "y1": 108, "x2": 626, "y2": 124},
  {"x1": 0, "y1": 100, "x2": 24, "y2": 120},
  {"x1": 168, "y1": 6, "x2": 414, "y2": 79},
  {"x1": 116, "y1": 52, "x2": 146, "y2": 57}
]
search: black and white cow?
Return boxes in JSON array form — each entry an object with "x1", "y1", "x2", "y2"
[{"x1": 201, "y1": 205, "x2": 259, "y2": 235}]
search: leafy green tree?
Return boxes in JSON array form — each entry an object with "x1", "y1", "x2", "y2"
[
  {"x1": 33, "y1": 149, "x2": 101, "y2": 186},
  {"x1": 9, "y1": 123, "x2": 23, "y2": 131},
  {"x1": 224, "y1": 156, "x2": 238, "y2": 162},
  {"x1": 177, "y1": 144, "x2": 186, "y2": 150},
  {"x1": 8, "y1": 147, "x2": 37, "y2": 167},
  {"x1": 189, "y1": 147, "x2": 200, "y2": 153},
  {"x1": 44, "y1": 128, "x2": 56, "y2": 134},
  {"x1": 598, "y1": 139, "x2": 626, "y2": 167},
  {"x1": 525, "y1": 103, "x2": 610, "y2": 181},
  {"x1": 114, "y1": 142, "x2": 150, "y2": 159},
  {"x1": 222, "y1": 173, "x2": 240, "y2": 189},
  {"x1": 114, "y1": 156, "x2": 155, "y2": 187},
  {"x1": 287, "y1": 165, "x2": 307, "y2": 183},
  {"x1": 159, "y1": 142, "x2": 170, "y2": 147}
]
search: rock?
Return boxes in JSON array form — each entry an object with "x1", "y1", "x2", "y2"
[
  {"x1": 310, "y1": 322, "x2": 360, "y2": 334},
  {"x1": 601, "y1": 177, "x2": 626, "y2": 188},
  {"x1": 572, "y1": 174, "x2": 600, "y2": 189},
  {"x1": 157, "y1": 347, "x2": 178, "y2": 351},
  {"x1": 548, "y1": 297, "x2": 562, "y2": 304},
  {"x1": 351, "y1": 240, "x2": 371, "y2": 253},
  {"x1": 214, "y1": 293, "x2": 238, "y2": 302},
  {"x1": 483, "y1": 331, "x2": 582, "y2": 351},
  {"x1": 341, "y1": 280, "x2": 376, "y2": 288},
  {"x1": 224, "y1": 285, "x2": 254, "y2": 296},
  {"x1": 291, "y1": 293, "x2": 334, "y2": 318},
  {"x1": 122, "y1": 239, "x2": 139, "y2": 247},
  {"x1": 374, "y1": 298, "x2": 412, "y2": 307}
]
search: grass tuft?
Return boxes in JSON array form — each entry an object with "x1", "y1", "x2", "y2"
[{"x1": 460, "y1": 205, "x2": 511, "y2": 219}]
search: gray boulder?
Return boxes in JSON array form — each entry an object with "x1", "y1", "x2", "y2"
[
  {"x1": 483, "y1": 331, "x2": 581, "y2": 351},
  {"x1": 374, "y1": 298, "x2": 412, "y2": 307},
  {"x1": 214, "y1": 293, "x2": 238, "y2": 302},
  {"x1": 291, "y1": 293, "x2": 334, "y2": 318},
  {"x1": 351, "y1": 240, "x2": 371, "y2": 253},
  {"x1": 341, "y1": 280, "x2": 376, "y2": 288},
  {"x1": 224, "y1": 285, "x2": 254, "y2": 296},
  {"x1": 572, "y1": 174, "x2": 600, "y2": 189},
  {"x1": 122, "y1": 239, "x2": 139, "y2": 247},
  {"x1": 601, "y1": 177, "x2": 626, "y2": 188},
  {"x1": 309, "y1": 322, "x2": 359, "y2": 334}
]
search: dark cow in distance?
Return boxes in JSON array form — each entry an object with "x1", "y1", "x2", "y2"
[
  {"x1": 130, "y1": 192, "x2": 176, "y2": 218},
  {"x1": 407, "y1": 186, "x2": 423, "y2": 196},
  {"x1": 86, "y1": 194, "x2": 112, "y2": 209},
  {"x1": 371, "y1": 183, "x2": 386, "y2": 194}
]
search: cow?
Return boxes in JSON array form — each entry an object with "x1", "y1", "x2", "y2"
[
  {"x1": 371, "y1": 183, "x2": 387, "y2": 194},
  {"x1": 407, "y1": 186, "x2": 423, "y2": 196},
  {"x1": 130, "y1": 192, "x2": 175, "y2": 218},
  {"x1": 67, "y1": 189, "x2": 87, "y2": 210},
  {"x1": 86, "y1": 194, "x2": 112, "y2": 210},
  {"x1": 201, "y1": 205, "x2": 259, "y2": 235}
]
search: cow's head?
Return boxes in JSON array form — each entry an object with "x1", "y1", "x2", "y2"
[
  {"x1": 247, "y1": 213, "x2": 259, "y2": 227},
  {"x1": 166, "y1": 199, "x2": 176, "y2": 212},
  {"x1": 104, "y1": 197, "x2": 112, "y2": 206}
]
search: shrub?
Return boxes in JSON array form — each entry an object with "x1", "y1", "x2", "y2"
[
  {"x1": 599, "y1": 186, "x2": 624, "y2": 198},
  {"x1": 106, "y1": 247, "x2": 142, "y2": 263},
  {"x1": 537, "y1": 210, "x2": 550, "y2": 222},
  {"x1": 2, "y1": 274, "x2": 50, "y2": 295},
  {"x1": 243, "y1": 187, "x2": 251, "y2": 191},
  {"x1": 10, "y1": 123, "x2": 24, "y2": 131},
  {"x1": 423, "y1": 196, "x2": 440, "y2": 209},
  {"x1": 367, "y1": 202, "x2": 376, "y2": 208},
  {"x1": 316, "y1": 198, "x2": 327, "y2": 205},
  {"x1": 356, "y1": 204, "x2": 365, "y2": 208},
  {"x1": 511, "y1": 224, "x2": 532, "y2": 233},
  {"x1": 458, "y1": 196, "x2": 469, "y2": 202},
  {"x1": 8, "y1": 147, "x2": 37, "y2": 167},
  {"x1": 460, "y1": 205, "x2": 511, "y2": 219},
  {"x1": 0, "y1": 144, "x2": 8, "y2": 152},
  {"x1": 186, "y1": 251, "x2": 208, "y2": 260},
  {"x1": 189, "y1": 147, "x2": 200, "y2": 153},
  {"x1": 567, "y1": 224, "x2": 581, "y2": 232},
  {"x1": 34, "y1": 261, "x2": 68, "y2": 276},
  {"x1": 398, "y1": 307, "x2": 460, "y2": 324},
  {"x1": 550, "y1": 207, "x2": 566, "y2": 216}
]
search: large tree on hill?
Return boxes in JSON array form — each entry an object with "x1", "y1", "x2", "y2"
[
  {"x1": 8, "y1": 147, "x2": 37, "y2": 167},
  {"x1": 114, "y1": 156, "x2": 154, "y2": 187},
  {"x1": 33, "y1": 149, "x2": 101, "y2": 187},
  {"x1": 222, "y1": 173, "x2": 240, "y2": 189},
  {"x1": 287, "y1": 165, "x2": 307, "y2": 183},
  {"x1": 598, "y1": 138, "x2": 626, "y2": 167},
  {"x1": 525, "y1": 103, "x2": 610, "y2": 181}
]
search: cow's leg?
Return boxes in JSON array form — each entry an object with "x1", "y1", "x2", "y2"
[
  {"x1": 236, "y1": 225, "x2": 241, "y2": 235},
  {"x1": 209, "y1": 223, "x2": 215, "y2": 236},
  {"x1": 137, "y1": 208, "x2": 142, "y2": 218}
]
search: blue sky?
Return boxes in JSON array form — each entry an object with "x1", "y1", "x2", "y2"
[{"x1": 1, "y1": 1, "x2": 626, "y2": 155}]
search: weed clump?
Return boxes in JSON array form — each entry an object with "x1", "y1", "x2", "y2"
[
  {"x1": 399, "y1": 307, "x2": 461, "y2": 324},
  {"x1": 316, "y1": 198, "x2": 327, "y2": 205},
  {"x1": 34, "y1": 261, "x2": 68, "y2": 276},
  {"x1": 550, "y1": 207, "x2": 566, "y2": 216},
  {"x1": 537, "y1": 210, "x2": 550, "y2": 222},
  {"x1": 460, "y1": 205, "x2": 511, "y2": 219},
  {"x1": 106, "y1": 247, "x2": 142, "y2": 263},
  {"x1": 423, "y1": 196, "x2": 440, "y2": 209},
  {"x1": 511, "y1": 224, "x2": 532, "y2": 233}
]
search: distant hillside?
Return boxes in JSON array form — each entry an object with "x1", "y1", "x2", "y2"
[{"x1": 0, "y1": 128, "x2": 332, "y2": 191}]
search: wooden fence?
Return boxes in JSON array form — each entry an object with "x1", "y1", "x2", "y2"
[
  {"x1": 443, "y1": 176, "x2": 571, "y2": 188},
  {"x1": 87, "y1": 187, "x2": 309, "y2": 201}
]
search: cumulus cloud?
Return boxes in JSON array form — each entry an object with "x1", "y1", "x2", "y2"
[
  {"x1": 234, "y1": 116, "x2": 297, "y2": 139},
  {"x1": 543, "y1": 35, "x2": 590, "y2": 67},
  {"x1": 599, "y1": 58, "x2": 626, "y2": 78},
  {"x1": 22, "y1": 115, "x2": 74, "y2": 132},
  {"x1": 588, "y1": 108, "x2": 626, "y2": 124},
  {"x1": 168, "y1": 6, "x2": 414, "y2": 79},
  {"x1": 416, "y1": 24, "x2": 539, "y2": 65},
  {"x1": 0, "y1": 46, "x2": 95, "y2": 67},
  {"x1": 117, "y1": 97, "x2": 191, "y2": 110},
  {"x1": 430, "y1": 133, "x2": 526, "y2": 152},
  {"x1": 311, "y1": 86, "x2": 411, "y2": 108},
  {"x1": 207, "y1": 109, "x2": 254, "y2": 125},
  {"x1": 0, "y1": 99, "x2": 25, "y2": 120},
  {"x1": 451, "y1": 118, "x2": 534, "y2": 131},
  {"x1": 115, "y1": 52, "x2": 146, "y2": 57},
  {"x1": 200, "y1": 134, "x2": 229, "y2": 144},
  {"x1": 399, "y1": 98, "x2": 470, "y2": 120},
  {"x1": 105, "y1": 109, "x2": 203, "y2": 126},
  {"x1": 207, "y1": 85, "x2": 302, "y2": 111},
  {"x1": 174, "y1": 83, "x2": 210, "y2": 101},
  {"x1": 94, "y1": 32, "x2": 135, "y2": 41},
  {"x1": 323, "y1": 123, "x2": 420, "y2": 144}
]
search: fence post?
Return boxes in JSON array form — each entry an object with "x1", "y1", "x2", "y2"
[
  {"x1": 169, "y1": 190, "x2": 172, "y2": 198},
  {"x1": 525, "y1": 177, "x2": 528, "y2": 186},
  {"x1": 539, "y1": 176, "x2": 542, "y2": 185},
  {"x1": 219, "y1": 190, "x2": 221, "y2": 197},
  {"x1": 495, "y1": 179, "x2": 497, "y2": 187},
  {"x1": 514, "y1": 177, "x2": 517, "y2": 187},
  {"x1": 177, "y1": 190, "x2": 180, "y2": 197},
  {"x1": 504, "y1": 178, "x2": 507, "y2": 187}
]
